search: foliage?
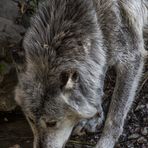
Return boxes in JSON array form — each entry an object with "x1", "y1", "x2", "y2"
[
  {"x1": 0, "y1": 63, "x2": 6, "y2": 74},
  {"x1": 28, "y1": 0, "x2": 39, "y2": 14}
]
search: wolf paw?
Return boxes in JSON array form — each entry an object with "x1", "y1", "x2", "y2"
[{"x1": 73, "y1": 112, "x2": 104, "y2": 135}]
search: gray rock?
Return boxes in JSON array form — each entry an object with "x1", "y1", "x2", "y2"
[
  {"x1": 135, "y1": 104, "x2": 145, "y2": 111},
  {"x1": 0, "y1": 17, "x2": 25, "y2": 46},
  {"x1": 128, "y1": 134, "x2": 140, "y2": 139},
  {"x1": 146, "y1": 104, "x2": 148, "y2": 109},
  {"x1": 141, "y1": 127, "x2": 148, "y2": 136},
  {"x1": 0, "y1": 16, "x2": 25, "y2": 110},
  {"x1": 137, "y1": 137, "x2": 147, "y2": 144},
  {"x1": 0, "y1": 0, "x2": 19, "y2": 20},
  {"x1": 0, "y1": 0, "x2": 26, "y2": 112},
  {"x1": 0, "y1": 62, "x2": 17, "y2": 111}
]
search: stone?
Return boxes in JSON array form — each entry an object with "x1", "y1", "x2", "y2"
[
  {"x1": 4, "y1": 117, "x2": 8, "y2": 122},
  {"x1": 141, "y1": 127, "x2": 148, "y2": 136},
  {"x1": 0, "y1": 1, "x2": 26, "y2": 111},
  {"x1": 0, "y1": 0, "x2": 19, "y2": 20},
  {"x1": 137, "y1": 137, "x2": 147, "y2": 144},
  {"x1": 9, "y1": 144, "x2": 21, "y2": 148},
  {"x1": 135, "y1": 105, "x2": 145, "y2": 111},
  {"x1": 0, "y1": 63, "x2": 18, "y2": 111},
  {"x1": 128, "y1": 134, "x2": 140, "y2": 139},
  {"x1": 0, "y1": 17, "x2": 25, "y2": 46}
]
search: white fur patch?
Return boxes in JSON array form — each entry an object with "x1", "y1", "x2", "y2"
[{"x1": 65, "y1": 77, "x2": 74, "y2": 89}]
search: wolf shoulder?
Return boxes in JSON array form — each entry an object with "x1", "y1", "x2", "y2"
[{"x1": 93, "y1": 0, "x2": 148, "y2": 65}]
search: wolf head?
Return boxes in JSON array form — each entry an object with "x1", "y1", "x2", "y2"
[{"x1": 13, "y1": 0, "x2": 105, "y2": 147}]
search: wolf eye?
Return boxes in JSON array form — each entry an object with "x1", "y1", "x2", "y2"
[{"x1": 46, "y1": 121, "x2": 57, "y2": 127}]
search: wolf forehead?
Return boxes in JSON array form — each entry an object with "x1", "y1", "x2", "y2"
[{"x1": 23, "y1": 0, "x2": 99, "y2": 60}]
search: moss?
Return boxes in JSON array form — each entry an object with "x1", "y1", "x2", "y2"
[
  {"x1": 0, "y1": 63, "x2": 6, "y2": 74},
  {"x1": 29, "y1": 0, "x2": 38, "y2": 13}
]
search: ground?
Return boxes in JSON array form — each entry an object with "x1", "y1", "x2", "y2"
[{"x1": 0, "y1": 0, "x2": 147, "y2": 148}]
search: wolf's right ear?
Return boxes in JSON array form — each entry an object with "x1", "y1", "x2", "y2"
[{"x1": 11, "y1": 46, "x2": 26, "y2": 73}]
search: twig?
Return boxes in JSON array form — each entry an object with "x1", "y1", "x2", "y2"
[
  {"x1": 0, "y1": 137, "x2": 33, "y2": 141},
  {"x1": 118, "y1": 138, "x2": 137, "y2": 145},
  {"x1": 68, "y1": 140, "x2": 95, "y2": 146}
]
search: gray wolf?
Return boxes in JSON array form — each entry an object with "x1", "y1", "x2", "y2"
[{"x1": 12, "y1": 0, "x2": 148, "y2": 148}]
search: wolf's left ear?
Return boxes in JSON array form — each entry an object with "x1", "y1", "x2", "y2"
[
  {"x1": 60, "y1": 69, "x2": 79, "y2": 90},
  {"x1": 10, "y1": 42, "x2": 26, "y2": 73}
]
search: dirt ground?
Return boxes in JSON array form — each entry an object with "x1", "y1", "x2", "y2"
[{"x1": 0, "y1": 62, "x2": 147, "y2": 148}]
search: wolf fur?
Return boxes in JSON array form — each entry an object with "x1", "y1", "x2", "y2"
[{"x1": 13, "y1": 0, "x2": 147, "y2": 148}]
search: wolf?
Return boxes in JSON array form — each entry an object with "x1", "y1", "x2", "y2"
[{"x1": 12, "y1": 0, "x2": 148, "y2": 148}]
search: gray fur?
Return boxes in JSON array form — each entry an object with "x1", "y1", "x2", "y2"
[{"x1": 13, "y1": 0, "x2": 148, "y2": 148}]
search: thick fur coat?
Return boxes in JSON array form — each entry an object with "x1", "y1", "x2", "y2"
[{"x1": 13, "y1": 0, "x2": 147, "y2": 148}]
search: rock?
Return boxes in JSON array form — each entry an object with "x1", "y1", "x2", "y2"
[
  {"x1": 146, "y1": 104, "x2": 148, "y2": 109},
  {"x1": 128, "y1": 134, "x2": 140, "y2": 139},
  {"x1": 143, "y1": 117, "x2": 148, "y2": 123},
  {"x1": 141, "y1": 127, "x2": 148, "y2": 136},
  {"x1": 127, "y1": 143, "x2": 134, "y2": 148},
  {"x1": 137, "y1": 137, "x2": 147, "y2": 144},
  {"x1": 0, "y1": 65, "x2": 17, "y2": 111},
  {"x1": 0, "y1": 17, "x2": 25, "y2": 46},
  {"x1": 0, "y1": 0, "x2": 19, "y2": 20},
  {"x1": 0, "y1": 1, "x2": 26, "y2": 112},
  {"x1": 135, "y1": 105, "x2": 145, "y2": 111},
  {"x1": 4, "y1": 117, "x2": 8, "y2": 122},
  {"x1": 0, "y1": 53, "x2": 18, "y2": 111}
]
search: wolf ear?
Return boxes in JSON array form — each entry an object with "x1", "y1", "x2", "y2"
[{"x1": 60, "y1": 69, "x2": 79, "y2": 90}]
